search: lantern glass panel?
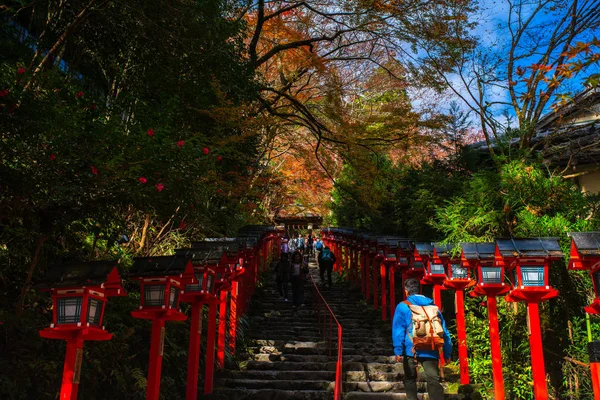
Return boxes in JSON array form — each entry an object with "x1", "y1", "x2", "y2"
[
  {"x1": 144, "y1": 284, "x2": 166, "y2": 306},
  {"x1": 451, "y1": 264, "x2": 468, "y2": 279},
  {"x1": 399, "y1": 257, "x2": 409, "y2": 265},
  {"x1": 593, "y1": 270, "x2": 600, "y2": 298},
  {"x1": 520, "y1": 266, "x2": 545, "y2": 287},
  {"x1": 207, "y1": 275, "x2": 214, "y2": 293},
  {"x1": 430, "y1": 263, "x2": 445, "y2": 274},
  {"x1": 57, "y1": 297, "x2": 82, "y2": 324},
  {"x1": 87, "y1": 298, "x2": 103, "y2": 326},
  {"x1": 481, "y1": 267, "x2": 503, "y2": 284},
  {"x1": 185, "y1": 274, "x2": 205, "y2": 292},
  {"x1": 413, "y1": 262, "x2": 424, "y2": 269},
  {"x1": 169, "y1": 286, "x2": 179, "y2": 308},
  {"x1": 386, "y1": 253, "x2": 396, "y2": 259}
]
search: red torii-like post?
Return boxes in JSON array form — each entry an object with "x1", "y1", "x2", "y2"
[
  {"x1": 441, "y1": 243, "x2": 476, "y2": 385},
  {"x1": 568, "y1": 231, "x2": 600, "y2": 399},
  {"x1": 388, "y1": 238, "x2": 413, "y2": 317},
  {"x1": 129, "y1": 255, "x2": 195, "y2": 400},
  {"x1": 37, "y1": 262, "x2": 126, "y2": 400},
  {"x1": 498, "y1": 238, "x2": 563, "y2": 400},
  {"x1": 468, "y1": 242, "x2": 508, "y2": 400}
]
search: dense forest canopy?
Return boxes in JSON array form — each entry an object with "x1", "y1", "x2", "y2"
[{"x1": 1, "y1": 0, "x2": 600, "y2": 398}]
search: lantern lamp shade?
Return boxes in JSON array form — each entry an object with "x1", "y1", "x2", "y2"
[
  {"x1": 480, "y1": 266, "x2": 503, "y2": 284},
  {"x1": 413, "y1": 261, "x2": 425, "y2": 270},
  {"x1": 451, "y1": 263, "x2": 469, "y2": 279},
  {"x1": 144, "y1": 284, "x2": 166, "y2": 306},
  {"x1": 57, "y1": 297, "x2": 83, "y2": 324},
  {"x1": 429, "y1": 262, "x2": 445, "y2": 275},
  {"x1": 518, "y1": 266, "x2": 545, "y2": 287}
]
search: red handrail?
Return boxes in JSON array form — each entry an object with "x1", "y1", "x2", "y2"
[{"x1": 308, "y1": 273, "x2": 343, "y2": 400}]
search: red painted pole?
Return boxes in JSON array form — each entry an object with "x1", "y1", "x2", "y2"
[
  {"x1": 361, "y1": 251, "x2": 366, "y2": 295},
  {"x1": 591, "y1": 358, "x2": 600, "y2": 400},
  {"x1": 380, "y1": 262, "x2": 387, "y2": 321},
  {"x1": 146, "y1": 318, "x2": 166, "y2": 400},
  {"x1": 433, "y1": 285, "x2": 442, "y2": 308},
  {"x1": 487, "y1": 296, "x2": 505, "y2": 400},
  {"x1": 60, "y1": 337, "x2": 83, "y2": 400},
  {"x1": 204, "y1": 302, "x2": 218, "y2": 394},
  {"x1": 455, "y1": 290, "x2": 469, "y2": 385},
  {"x1": 365, "y1": 255, "x2": 372, "y2": 300},
  {"x1": 373, "y1": 258, "x2": 380, "y2": 310},
  {"x1": 528, "y1": 302, "x2": 548, "y2": 400},
  {"x1": 186, "y1": 302, "x2": 203, "y2": 400},
  {"x1": 228, "y1": 281, "x2": 239, "y2": 355},
  {"x1": 389, "y1": 268, "x2": 396, "y2": 318},
  {"x1": 217, "y1": 290, "x2": 228, "y2": 368}
]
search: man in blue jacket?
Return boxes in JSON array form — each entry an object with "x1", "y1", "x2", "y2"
[{"x1": 392, "y1": 278, "x2": 452, "y2": 400}]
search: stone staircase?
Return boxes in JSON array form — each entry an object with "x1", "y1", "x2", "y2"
[{"x1": 211, "y1": 260, "x2": 460, "y2": 399}]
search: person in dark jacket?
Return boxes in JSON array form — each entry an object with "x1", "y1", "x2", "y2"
[
  {"x1": 274, "y1": 252, "x2": 291, "y2": 301},
  {"x1": 317, "y1": 246, "x2": 336, "y2": 288},
  {"x1": 289, "y1": 251, "x2": 308, "y2": 307},
  {"x1": 392, "y1": 278, "x2": 452, "y2": 400}
]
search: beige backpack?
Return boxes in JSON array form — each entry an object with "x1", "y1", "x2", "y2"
[{"x1": 403, "y1": 300, "x2": 445, "y2": 351}]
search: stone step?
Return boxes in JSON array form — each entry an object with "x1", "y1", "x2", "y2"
[
  {"x1": 211, "y1": 388, "x2": 333, "y2": 400},
  {"x1": 244, "y1": 361, "x2": 404, "y2": 373},
  {"x1": 216, "y1": 378, "x2": 331, "y2": 391},
  {"x1": 249, "y1": 345, "x2": 393, "y2": 356},
  {"x1": 344, "y1": 393, "x2": 462, "y2": 400},
  {"x1": 217, "y1": 370, "x2": 336, "y2": 381},
  {"x1": 250, "y1": 353, "x2": 397, "y2": 364}
]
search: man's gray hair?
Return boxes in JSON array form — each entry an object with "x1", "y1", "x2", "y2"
[{"x1": 404, "y1": 278, "x2": 420, "y2": 296}]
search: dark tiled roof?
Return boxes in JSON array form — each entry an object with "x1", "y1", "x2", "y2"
[
  {"x1": 568, "y1": 232, "x2": 600, "y2": 257},
  {"x1": 129, "y1": 255, "x2": 188, "y2": 277},
  {"x1": 461, "y1": 243, "x2": 496, "y2": 260},
  {"x1": 433, "y1": 243, "x2": 455, "y2": 257},
  {"x1": 35, "y1": 261, "x2": 117, "y2": 289},
  {"x1": 495, "y1": 238, "x2": 563, "y2": 258},
  {"x1": 415, "y1": 242, "x2": 434, "y2": 256}
]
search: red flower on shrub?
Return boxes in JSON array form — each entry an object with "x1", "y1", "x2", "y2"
[
  {"x1": 91, "y1": 166, "x2": 98, "y2": 175},
  {"x1": 155, "y1": 183, "x2": 165, "y2": 192},
  {"x1": 139, "y1": 177, "x2": 147, "y2": 183},
  {"x1": 203, "y1": 147, "x2": 210, "y2": 155},
  {"x1": 50, "y1": 153, "x2": 56, "y2": 161},
  {"x1": 75, "y1": 91, "x2": 84, "y2": 98},
  {"x1": 177, "y1": 140, "x2": 185, "y2": 147},
  {"x1": 179, "y1": 220, "x2": 186, "y2": 230},
  {"x1": 147, "y1": 129, "x2": 155, "y2": 137},
  {"x1": 91, "y1": 104, "x2": 97, "y2": 110},
  {"x1": 217, "y1": 155, "x2": 223, "y2": 162},
  {"x1": 17, "y1": 67, "x2": 25, "y2": 75},
  {"x1": 0, "y1": 89, "x2": 8, "y2": 97}
]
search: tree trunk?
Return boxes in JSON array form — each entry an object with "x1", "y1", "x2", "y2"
[{"x1": 16, "y1": 235, "x2": 48, "y2": 313}]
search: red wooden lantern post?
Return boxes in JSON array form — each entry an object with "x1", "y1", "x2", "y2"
[
  {"x1": 568, "y1": 231, "x2": 600, "y2": 399},
  {"x1": 378, "y1": 237, "x2": 398, "y2": 321},
  {"x1": 351, "y1": 235, "x2": 360, "y2": 287},
  {"x1": 129, "y1": 255, "x2": 195, "y2": 400},
  {"x1": 466, "y1": 242, "x2": 507, "y2": 400},
  {"x1": 37, "y1": 261, "x2": 126, "y2": 400},
  {"x1": 371, "y1": 237, "x2": 386, "y2": 310},
  {"x1": 179, "y1": 253, "x2": 218, "y2": 400},
  {"x1": 366, "y1": 237, "x2": 378, "y2": 302},
  {"x1": 389, "y1": 238, "x2": 413, "y2": 316},
  {"x1": 360, "y1": 234, "x2": 371, "y2": 295},
  {"x1": 498, "y1": 238, "x2": 563, "y2": 400},
  {"x1": 421, "y1": 243, "x2": 447, "y2": 308},
  {"x1": 441, "y1": 243, "x2": 476, "y2": 385}
]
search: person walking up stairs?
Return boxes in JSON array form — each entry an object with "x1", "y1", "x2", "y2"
[{"x1": 212, "y1": 259, "x2": 460, "y2": 399}]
